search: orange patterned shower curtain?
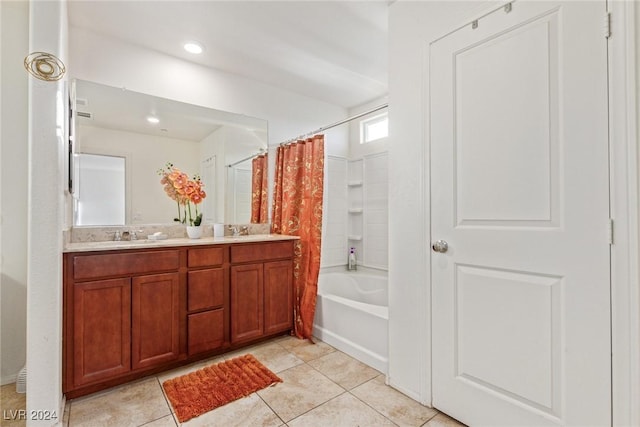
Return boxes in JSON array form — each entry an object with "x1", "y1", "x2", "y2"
[
  {"x1": 271, "y1": 135, "x2": 324, "y2": 339},
  {"x1": 250, "y1": 154, "x2": 268, "y2": 223}
]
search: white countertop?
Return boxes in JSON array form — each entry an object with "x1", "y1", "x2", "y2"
[{"x1": 64, "y1": 234, "x2": 300, "y2": 253}]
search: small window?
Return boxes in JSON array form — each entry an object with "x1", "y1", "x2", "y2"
[{"x1": 360, "y1": 112, "x2": 388, "y2": 144}]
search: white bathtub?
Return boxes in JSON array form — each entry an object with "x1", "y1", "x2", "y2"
[{"x1": 312, "y1": 270, "x2": 388, "y2": 373}]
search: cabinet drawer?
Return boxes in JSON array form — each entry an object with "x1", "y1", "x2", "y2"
[
  {"x1": 188, "y1": 309, "x2": 225, "y2": 355},
  {"x1": 188, "y1": 269, "x2": 224, "y2": 311},
  {"x1": 188, "y1": 247, "x2": 225, "y2": 268},
  {"x1": 73, "y1": 250, "x2": 180, "y2": 280},
  {"x1": 230, "y1": 241, "x2": 294, "y2": 264}
]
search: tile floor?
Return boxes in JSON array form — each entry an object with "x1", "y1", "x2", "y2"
[{"x1": 1, "y1": 336, "x2": 465, "y2": 427}]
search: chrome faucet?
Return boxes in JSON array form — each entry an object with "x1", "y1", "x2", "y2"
[
  {"x1": 228, "y1": 225, "x2": 239, "y2": 237},
  {"x1": 239, "y1": 226, "x2": 249, "y2": 236}
]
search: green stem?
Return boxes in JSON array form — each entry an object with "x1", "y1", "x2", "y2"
[
  {"x1": 187, "y1": 203, "x2": 193, "y2": 226},
  {"x1": 176, "y1": 201, "x2": 181, "y2": 222}
]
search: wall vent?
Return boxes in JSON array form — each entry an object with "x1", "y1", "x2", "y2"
[{"x1": 77, "y1": 111, "x2": 93, "y2": 119}]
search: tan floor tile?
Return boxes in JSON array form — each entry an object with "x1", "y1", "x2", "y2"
[
  {"x1": 308, "y1": 351, "x2": 380, "y2": 390},
  {"x1": 352, "y1": 376, "x2": 438, "y2": 427},
  {"x1": 219, "y1": 342, "x2": 267, "y2": 361},
  {"x1": 0, "y1": 384, "x2": 26, "y2": 427},
  {"x1": 142, "y1": 415, "x2": 177, "y2": 426},
  {"x1": 281, "y1": 339, "x2": 335, "y2": 362},
  {"x1": 178, "y1": 394, "x2": 281, "y2": 427},
  {"x1": 68, "y1": 377, "x2": 171, "y2": 427},
  {"x1": 157, "y1": 356, "x2": 224, "y2": 385},
  {"x1": 288, "y1": 393, "x2": 396, "y2": 427},
  {"x1": 422, "y1": 413, "x2": 466, "y2": 427},
  {"x1": 62, "y1": 398, "x2": 70, "y2": 427},
  {"x1": 244, "y1": 342, "x2": 305, "y2": 373},
  {"x1": 257, "y1": 363, "x2": 344, "y2": 422},
  {"x1": 272, "y1": 334, "x2": 302, "y2": 348}
]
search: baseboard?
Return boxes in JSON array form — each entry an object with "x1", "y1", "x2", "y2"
[
  {"x1": 386, "y1": 377, "x2": 426, "y2": 405},
  {"x1": 56, "y1": 395, "x2": 67, "y2": 426},
  {"x1": 1, "y1": 373, "x2": 18, "y2": 386}
]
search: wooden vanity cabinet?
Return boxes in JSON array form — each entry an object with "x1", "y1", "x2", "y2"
[
  {"x1": 72, "y1": 273, "x2": 181, "y2": 385},
  {"x1": 64, "y1": 239, "x2": 294, "y2": 398},
  {"x1": 230, "y1": 241, "x2": 294, "y2": 344},
  {"x1": 64, "y1": 249, "x2": 181, "y2": 395}
]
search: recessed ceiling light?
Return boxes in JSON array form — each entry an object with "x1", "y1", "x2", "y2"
[
  {"x1": 183, "y1": 41, "x2": 204, "y2": 54},
  {"x1": 146, "y1": 116, "x2": 160, "y2": 124}
]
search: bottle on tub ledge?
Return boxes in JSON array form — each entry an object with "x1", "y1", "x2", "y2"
[{"x1": 348, "y1": 247, "x2": 357, "y2": 271}]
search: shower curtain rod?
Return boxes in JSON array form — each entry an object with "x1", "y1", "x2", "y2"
[
  {"x1": 280, "y1": 103, "x2": 388, "y2": 145},
  {"x1": 226, "y1": 148, "x2": 267, "y2": 168}
]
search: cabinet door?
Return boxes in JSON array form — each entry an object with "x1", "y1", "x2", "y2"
[
  {"x1": 188, "y1": 309, "x2": 225, "y2": 355},
  {"x1": 230, "y1": 264, "x2": 264, "y2": 343},
  {"x1": 132, "y1": 273, "x2": 180, "y2": 370},
  {"x1": 264, "y1": 260, "x2": 293, "y2": 335},
  {"x1": 73, "y1": 278, "x2": 131, "y2": 386}
]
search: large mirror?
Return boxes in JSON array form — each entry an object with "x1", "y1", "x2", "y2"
[{"x1": 71, "y1": 79, "x2": 268, "y2": 226}]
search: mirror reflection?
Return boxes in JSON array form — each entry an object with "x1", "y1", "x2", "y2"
[
  {"x1": 74, "y1": 153, "x2": 125, "y2": 226},
  {"x1": 72, "y1": 79, "x2": 269, "y2": 226}
]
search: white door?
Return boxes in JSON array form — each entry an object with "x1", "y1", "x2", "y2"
[{"x1": 430, "y1": 2, "x2": 610, "y2": 425}]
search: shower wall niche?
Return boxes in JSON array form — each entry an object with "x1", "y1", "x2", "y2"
[{"x1": 322, "y1": 152, "x2": 388, "y2": 270}]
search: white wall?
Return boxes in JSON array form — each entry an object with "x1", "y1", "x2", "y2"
[
  {"x1": 76, "y1": 125, "x2": 200, "y2": 224},
  {"x1": 388, "y1": 0, "x2": 495, "y2": 403},
  {"x1": 27, "y1": 0, "x2": 68, "y2": 424},
  {"x1": 68, "y1": 28, "x2": 349, "y2": 155},
  {"x1": 0, "y1": 0, "x2": 29, "y2": 385}
]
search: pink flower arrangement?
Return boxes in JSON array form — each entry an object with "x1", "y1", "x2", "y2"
[{"x1": 158, "y1": 163, "x2": 207, "y2": 226}]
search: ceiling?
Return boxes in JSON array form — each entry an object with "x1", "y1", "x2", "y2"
[
  {"x1": 75, "y1": 79, "x2": 268, "y2": 143},
  {"x1": 67, "y1": 1, "x2": 390, "y2": 109}
]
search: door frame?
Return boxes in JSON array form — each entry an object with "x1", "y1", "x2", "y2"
[
  {"x1": 422, "y1": 1, "x2": 639, "y2": 424},
  {"x1": 607, "y1": 1, "x2": 639, "y2": 425}
]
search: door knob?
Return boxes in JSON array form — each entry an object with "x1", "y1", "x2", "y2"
[{"x1": 432, "y1": 240, "x2": 449, "y2": 253}]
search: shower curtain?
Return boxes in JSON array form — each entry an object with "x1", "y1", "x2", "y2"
[
  {"x1": 271, "y1": 135, "x2": 324, "y2": 340},
  {"x1": 250, "y1": 154, "x2": 268, "y2": 223}
]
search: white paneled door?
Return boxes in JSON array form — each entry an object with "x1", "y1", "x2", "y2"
[{"x1": 430, "y1": 2, "x2": 610, "y2": 426}]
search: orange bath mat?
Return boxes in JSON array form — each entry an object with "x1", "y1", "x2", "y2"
[{"x1": 162, "y1": 354, "x2": 282, "y2": 423}]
